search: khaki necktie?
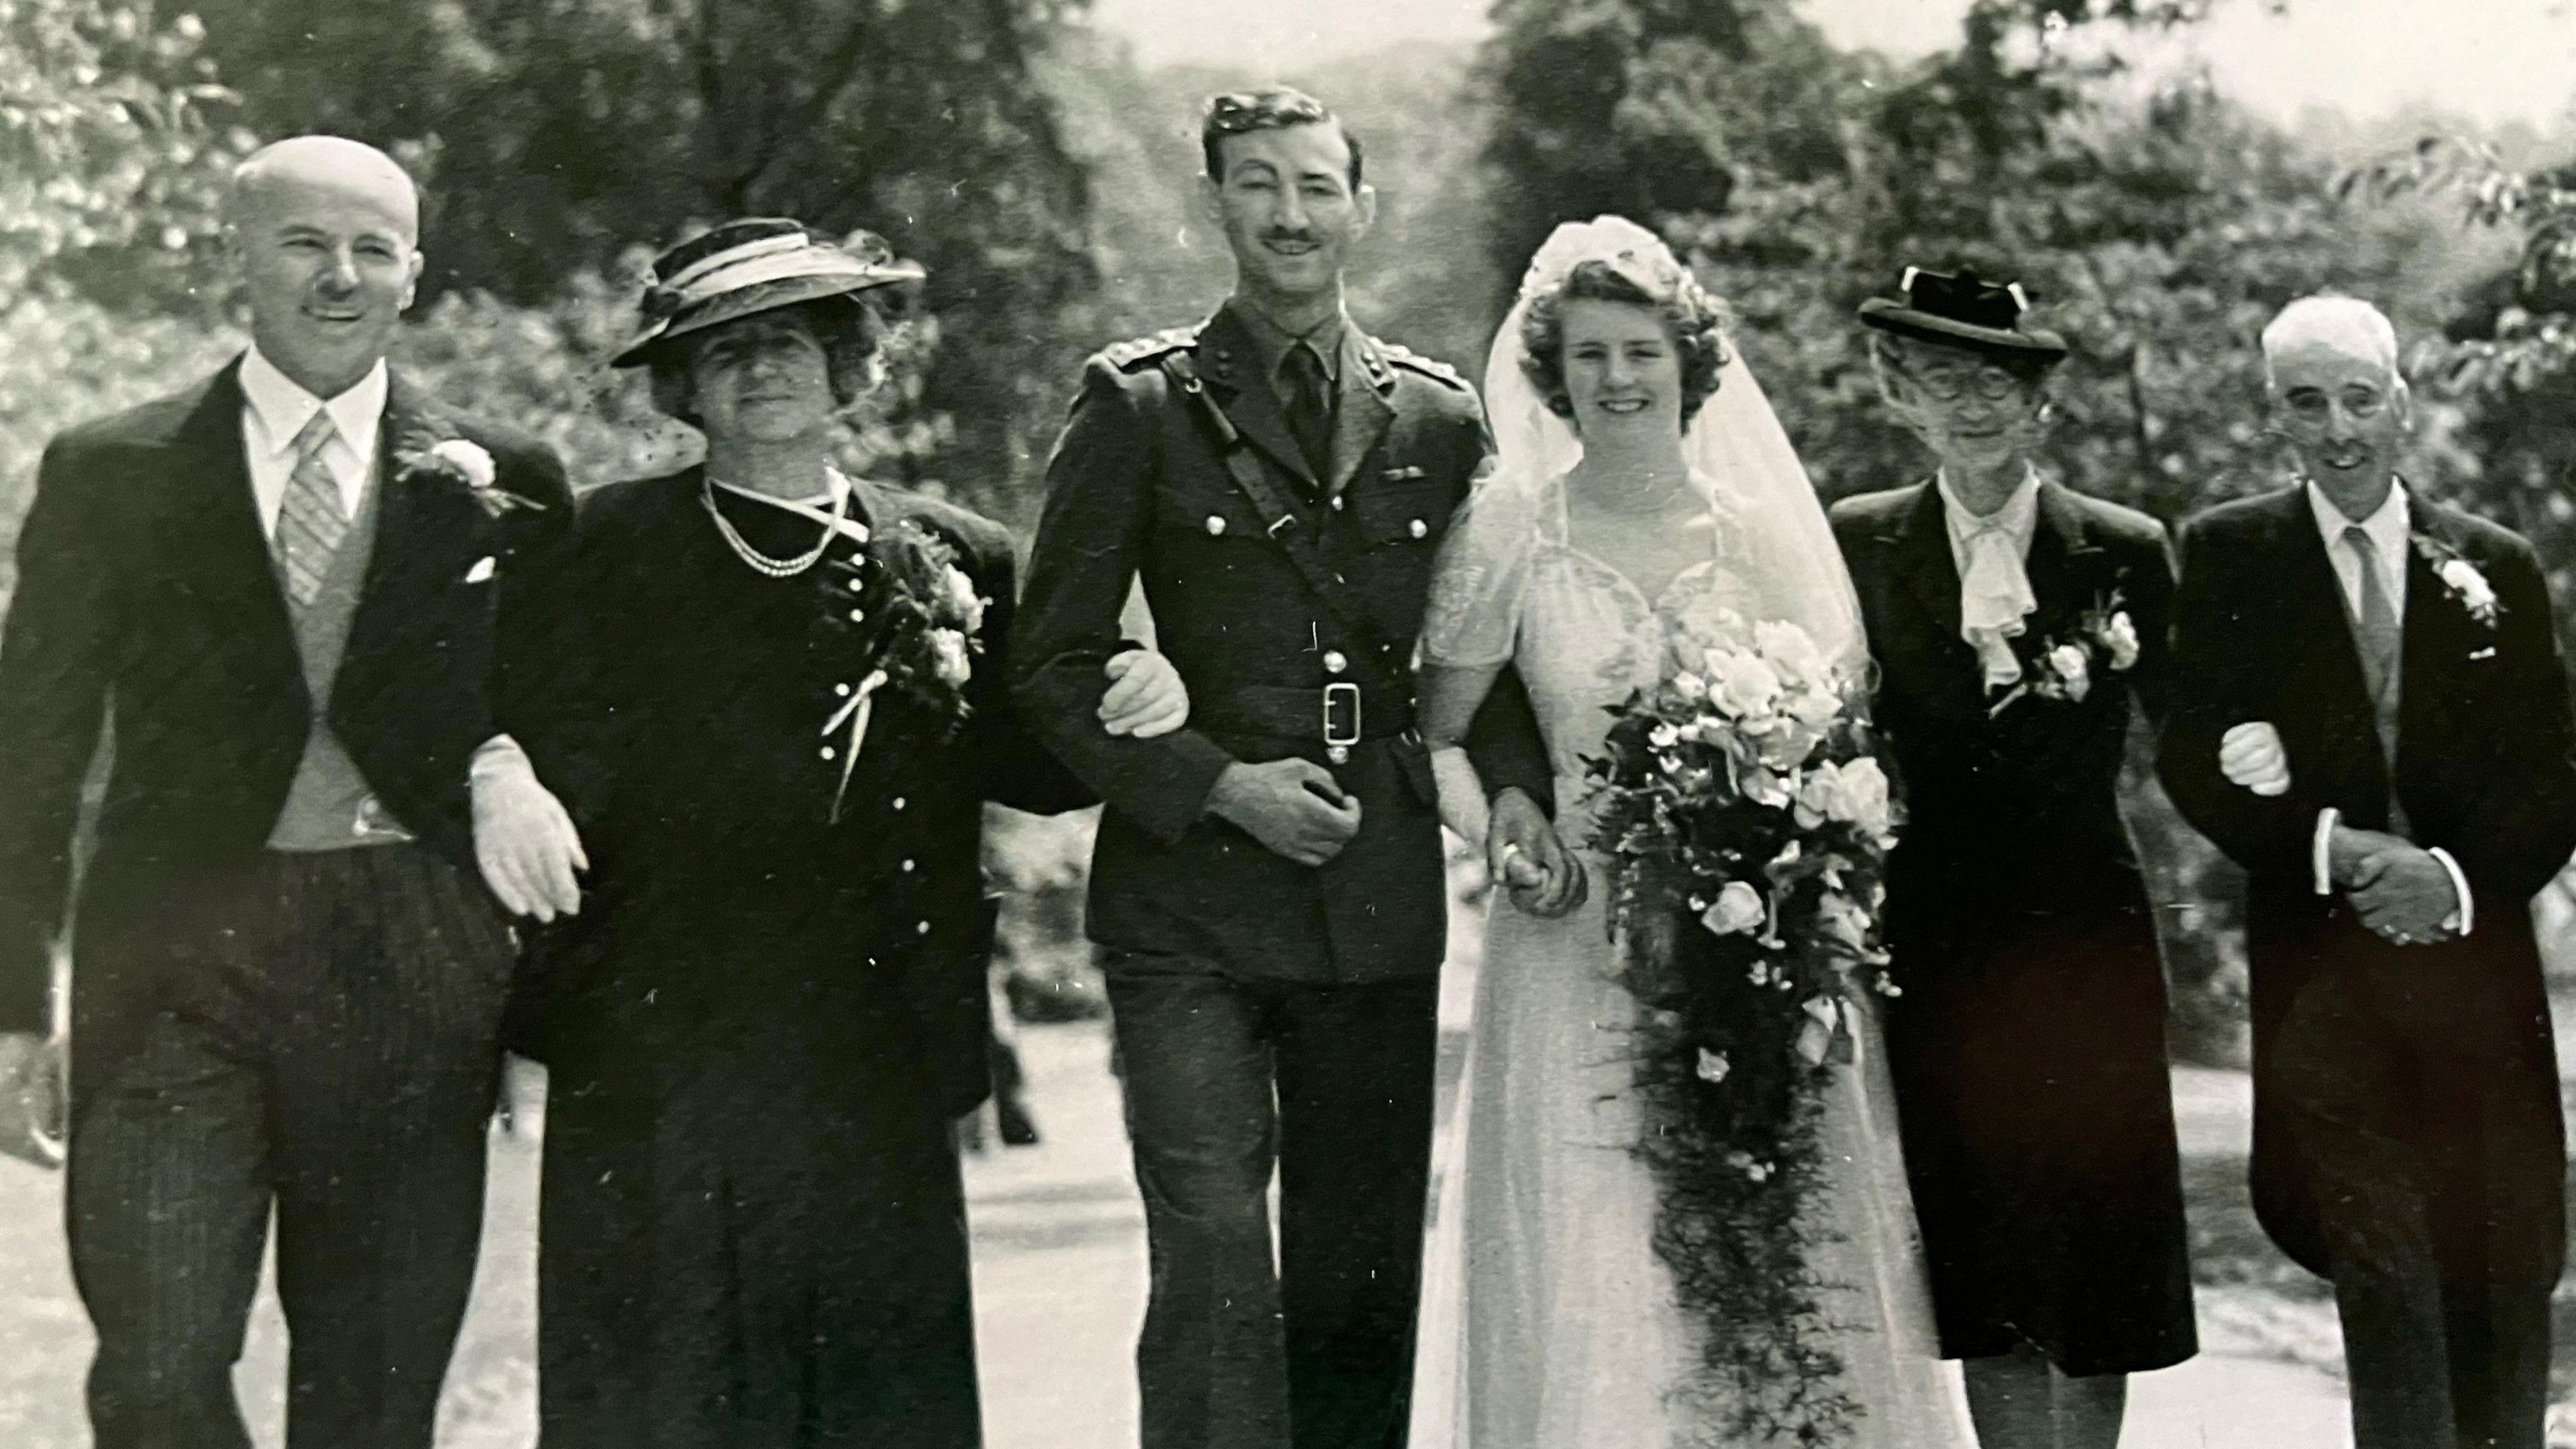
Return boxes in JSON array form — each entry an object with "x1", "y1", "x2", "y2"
[
  {"x1": 275, "y1": 411, "x2": 347, "y2": 606},
  {"x1": 1281, "y1": 343, "x2": 1333, "y2": 486}
]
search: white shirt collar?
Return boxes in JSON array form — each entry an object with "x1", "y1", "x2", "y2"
[
  {"x1": 1935, "y1": 464, "x2": 2044, "y2": 544},
  {"x1": 237, "y1": 345, "x2": 390, "y2": 464},
  {"x1": 2306, "y1": 476, "x2": 2409, "y2": 559}
]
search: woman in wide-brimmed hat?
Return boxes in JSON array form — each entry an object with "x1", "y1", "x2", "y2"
[{"x1": 511, "y1": 219, "x2": 1187, "y2": 1448}]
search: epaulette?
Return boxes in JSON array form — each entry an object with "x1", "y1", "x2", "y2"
[
  {"x1": 1376, "y1": 341, "x2": 1472, "y2": 392},
  {"x1": 1100, "y1": 325, "x2": 1205, "y2": 373}
]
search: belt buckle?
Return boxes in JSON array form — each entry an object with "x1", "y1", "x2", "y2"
[{"x1": 1322, "y1": 682, "x2": 1362, "y2": 765}]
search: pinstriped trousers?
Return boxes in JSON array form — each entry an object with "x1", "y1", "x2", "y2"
[{"x1": 64, "y1": 843, "x2": 516, "y2": 1449}]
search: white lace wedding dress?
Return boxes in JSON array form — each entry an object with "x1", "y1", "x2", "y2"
[{"x1": 1407, "y1": 464, "x2": 1978, "y2": 1448}]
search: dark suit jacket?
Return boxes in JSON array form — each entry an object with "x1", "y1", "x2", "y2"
[
  {"x1": 0, "y1": 360, "x2": 572, "y2": 1038},
  {"x1": 2159, "y1": 483, "x2": 2576, "y2": 1271},
  {"x1": 510, "y1": 471, "x2": 1085, "y2": 1116},
  {"x1": 1011, "y1": 303, "x2": 1554, "y2": 983}
]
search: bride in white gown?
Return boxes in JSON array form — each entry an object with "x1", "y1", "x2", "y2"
[{"x1": 1405, "y1": 217, "x2": 1978, "y2": 1448}]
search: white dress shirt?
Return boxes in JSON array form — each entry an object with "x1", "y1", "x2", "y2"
[
  {"x1": 237, "y1": 346, "x2": 387, "y2": 541},
  {"x1": 1937, "y1": 465, "x2": 2043, "y2": 690},
  {"x1": 2300, "y1": 478, "x2": 2473, "y2": 933}
]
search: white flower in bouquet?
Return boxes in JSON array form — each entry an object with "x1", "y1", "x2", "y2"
[
  {"x1": 940, "y1": 564, "x2": 986, "y2": 632},
  {"x1": 2047, "y1": 643, "x2": 2090, "y2": 700},
  {"x1": 1792, "y1": 757, "x2": 1894, "y2": 838},
  {"x1": 1753, "y1": 619, "x2": 1829, "y2": 684},
  {"x1": 1706, "y1": 649, "x2": 1784, "y2": 719},
  {"x1": 1695, "y1": 1048, "x2": 1732, "y2": 1083},
  {"x1": 928, "y1": 627, "x2": 974, "y2": 687},
  {"x1": 2102, "y1": 610, "x2": 2141, "y2": 671},
  {"x1": 1737, "y1": 761, "x2": 1795, "y2": 809},
  {"x1": 1815, "y1": 890, "x2": 1875, "y2": 954},
  {"x1": 1699, "y1": 880, "x2": 1766, "y2": 936}
]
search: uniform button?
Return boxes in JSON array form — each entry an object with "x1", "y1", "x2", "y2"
[
  {"x1": 1205, "y1": 515, "x2": 1227, "y2": 536},
  {"x1": 847, "y1": 607, "x2": 866, "y2": 623},
  {"x1": 1323, "y1": 650, "x2": 1348, "y2": 675},
  {"x1": 835, "y1": 682, "x2": 852, "y2": 697},
  {"x1": 1408, "y1": 518, "x2": 1428, "y2": 539},
  {"x1": 916, "y1": 920, "x2": 932, "y2": 936},
  {"x1": 1330, "y1": 495, "x2": 1346, "y2": 511},
  {"x1": 820, "y1": 745, "x2": 837, "y2": 761},
  {"x1": 900, "y1": 858, "x2": 916, "y2": 873},
  {"x1": 892, "y1": 796, "x2": 906, "y2": 811}
]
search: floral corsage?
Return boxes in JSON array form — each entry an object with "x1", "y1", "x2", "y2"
[
  {"x1": 2412, "y1": 534, "x2": 2502, "y2": 628},
  {"x1": 396, "y1": 437, "x2": 547, "y2": 519},
  {"x1": 1989, "y1": 590, "x2": 2141, "y2": 716},
  {"x1": 818, "y1": 518, "x2": 988, "y2": 820}
]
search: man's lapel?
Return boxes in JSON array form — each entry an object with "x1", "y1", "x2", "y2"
[
  {"x1": 1198, "y1": 306, "x2": 1320, "y2": 491},
  {"x1": 339, "y1": 374, "x2": 482, "y2": 714},
  {"x1": 1327, "y1": 333, "x2": 1397, "y2": 497},
  {"x1": 2396, "y1": 500, "x2": 2475, "y2": 756},
  {"x1": 170, "y1": 361, "x2": 307, "y2": 708}
]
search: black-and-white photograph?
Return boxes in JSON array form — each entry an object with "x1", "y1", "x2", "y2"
[{"x1": 7, "y1": 1, "x2": 2576, "y2": 1446}]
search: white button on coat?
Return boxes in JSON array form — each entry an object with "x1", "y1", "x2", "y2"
[{"x1": 1205, "y1": 515, "x2": 1226, "y2": 536}]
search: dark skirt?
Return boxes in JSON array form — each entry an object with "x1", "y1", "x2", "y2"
[
  {"x1": 536, "y1": 1018, "x2": 981, "y2": 1449},
  {"x1": 1880, "y1": 879, "x2": 2198, "y2": 1377}
]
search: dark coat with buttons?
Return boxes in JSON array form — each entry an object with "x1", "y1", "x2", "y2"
[
  {"x1": 1012, "y1": 303, "x2": 1555, "y2": 983},
  {"x1": 508, "y1": 468, "x2": 1087, "y2": 1116}
]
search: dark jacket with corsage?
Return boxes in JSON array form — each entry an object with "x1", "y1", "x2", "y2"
[{"x1": 511, "y1": 469, "x2": 1085, "y2": 1116}]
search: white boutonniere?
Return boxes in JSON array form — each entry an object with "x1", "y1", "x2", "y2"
[
  {"x1": 398, "y1": 437, "x2": 546, "y2": 519},
  {"x1": 2411, "y1": 534, "x2": 2502, "y2": 628}
]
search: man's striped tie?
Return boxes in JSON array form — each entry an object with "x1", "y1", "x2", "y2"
[{"x1": 276, "y1": 411, "x2": 347, "y2": 606}]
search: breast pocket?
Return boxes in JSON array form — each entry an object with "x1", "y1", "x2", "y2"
[{"x1": 1349, "y1": 476, "x2": 1454, "y2": 551}]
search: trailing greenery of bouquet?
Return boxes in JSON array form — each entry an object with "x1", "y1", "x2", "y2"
[{"x1": 1582, "y1": 608, "x2": 1902, "y2": 1446}]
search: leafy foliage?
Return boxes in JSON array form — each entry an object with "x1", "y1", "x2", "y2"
[{"x1": 0, "y1": 0, "x2": 250, "y2": 311}]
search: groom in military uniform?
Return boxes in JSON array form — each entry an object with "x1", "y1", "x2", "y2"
[{"x1": 1012, "y1": 88, "x2": 1572, "y2": 1449}]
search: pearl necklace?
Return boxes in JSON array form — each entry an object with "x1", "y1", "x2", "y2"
[{"x1": 702, "y1": 474, "x2": 850, "y2": 578}]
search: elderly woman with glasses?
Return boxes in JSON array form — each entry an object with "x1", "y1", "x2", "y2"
[
  {"x1": 1827, "y1": 269, "x2": 2197, "y2": 1449},
  {"x1": 511, "y1": 219, "x2": 1187, "y2": 1449}
]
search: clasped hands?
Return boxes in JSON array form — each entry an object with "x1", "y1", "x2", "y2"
[
  {"x1": 2218, "y1": 721, "x2": 2461, "y2": 947},
  {"x1": 1207, "y1": 759, "x2": 1583, "y2": 918},
  {"x1": 474, "y1": 648, "x2": 1193, "y2": 921}
]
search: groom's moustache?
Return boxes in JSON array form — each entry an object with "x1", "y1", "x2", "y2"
[{"x1": 1262, "y1": 230, "x2": 1322, "y2": 247}]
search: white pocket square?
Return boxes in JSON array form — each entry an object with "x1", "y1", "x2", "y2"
[{"x1": 465, "y1": 555, "x2": 498, "y2": 584}]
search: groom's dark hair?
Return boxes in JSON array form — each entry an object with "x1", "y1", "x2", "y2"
[{"x1": 1201, "y1": 87, "x2": 1364, "y2": 189}]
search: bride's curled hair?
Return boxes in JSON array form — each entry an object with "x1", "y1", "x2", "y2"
[{"x1": 1518, "y1": 258, "x2": 1732, "y2": 425}]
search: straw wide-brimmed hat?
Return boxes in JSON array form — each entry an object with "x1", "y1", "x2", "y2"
[
  {"x1": 612, "y1": 217, "x2": 925, "y2": 368},
  {"x1": 1857, "y1": 266, "x2": 2068, "y2": 362}
]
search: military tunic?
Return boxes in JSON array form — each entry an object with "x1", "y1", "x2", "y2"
[{"x1": 1010, "y1": 300, "x2": 1554, "y2": 1449}]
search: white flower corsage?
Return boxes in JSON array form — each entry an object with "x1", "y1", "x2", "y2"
[
  {"x1": 399, "y1": 437, "x2": 546, "y2": 519},
  {"x1": 2413, "y1": 535, "x2": 2502, "y2": 628},
  {"x1": 1988, "y1": 590, "x2": 2137, "y2": 716}
]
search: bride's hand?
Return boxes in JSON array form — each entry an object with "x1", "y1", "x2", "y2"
[{"x1": 1489, "y1": 790, "x2": 1585, "y2": 918}]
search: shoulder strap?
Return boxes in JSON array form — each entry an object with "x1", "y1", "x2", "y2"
[{"x1": 1159, "y1": 352, "x2": 1408, "y2": 673}]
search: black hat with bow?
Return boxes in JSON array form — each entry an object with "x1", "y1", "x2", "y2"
[{"x1": 1858, "y1": 266, "x2": 2068, "y2": 362}]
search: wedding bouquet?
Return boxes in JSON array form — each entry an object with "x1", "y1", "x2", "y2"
[{"x1": 1583, "y1": 608, "x2": 1900, "y2": 1445}]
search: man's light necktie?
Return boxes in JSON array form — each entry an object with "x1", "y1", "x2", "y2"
[
  {"x1": 2343, "y1": 525, "x2": 2402, "y2": 706},
  {"x1": 275, "y1": 411, "x2": 347, "y2": 606}
]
